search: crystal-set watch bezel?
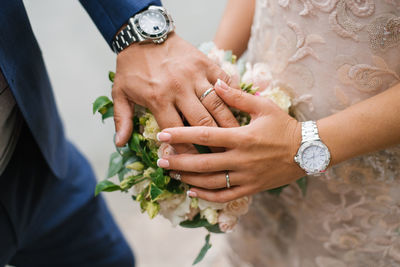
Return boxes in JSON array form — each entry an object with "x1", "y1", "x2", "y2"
[{"x1": 294, "y1": 140, "x2": 331, "y2": 175}]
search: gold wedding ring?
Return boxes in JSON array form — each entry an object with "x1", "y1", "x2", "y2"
[
  {"x1": 225, "y1": 171, "x2": 231, "y2": 189},
  {"x1": 199, "y1": 87, "x2": 215, "y2": 102}
]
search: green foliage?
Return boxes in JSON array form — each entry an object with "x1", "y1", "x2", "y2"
[
  {"x1": 95, "y1": 180, "x2": 121, "y2": 196},
  {"x1": 180, "y1": 214, "x2": 222, "y2": 233},
  {"x1": 107, "y1": 152, "x2": 124, "y2": 178},
  {"x1": 150, "y1": 183, "x2": 164, "y2": 201},
  {"x1": 296, "y1": 176, "x2": 308, "y2": 197},
  {"x1": 268, "y1": 185, "x2": 288, "y2": 196},
  {"x1": 193, "y1": 234, "x2": 212, "y2": 265},
  {"x1": 108, "y1": 71, "x2": 115, "y2": 83},
  {"x1": 93, "y1": 96, "x2": 114, "y2": 121}
]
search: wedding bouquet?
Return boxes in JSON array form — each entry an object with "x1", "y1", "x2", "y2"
[{"x1": 93, "y1": 43, "x2": 300, "y2": 264}]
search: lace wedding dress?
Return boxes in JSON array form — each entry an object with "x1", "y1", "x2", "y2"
[{"x1": 225, "y1": 1, "x2": 400, "y2": 266}]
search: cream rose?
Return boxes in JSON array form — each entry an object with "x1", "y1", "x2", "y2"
[
  {"x1": 157, "y1": 143, "x2": 176, "y2": 159},
  {"x1": 224, "y1": 196, "x2": 252, "y2": 216},
  {"x1": 218, "y1": 212, "x2": 238, "y2": 233},
  {"x1": 207, "y1": 47, "x2": 225, "y2": 66},
  {"x1": 143, "y1": 114, "x2": 160, "y2": 141},
  {"x1": 201, "y1": 208, "x2": 219, "y2": 225},
  {"x1": 260, "y1": 86, "x2": 292, "y2": 113},
  {"x1": 159, "y1": 194, "x2": 192, "y2": 226},
  {"x1": 242, "y1": 63, "x2": 272, "y2": 91}
]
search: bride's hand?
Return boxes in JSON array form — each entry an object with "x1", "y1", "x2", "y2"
[{"x1": 156, "y1": 80, "x2": 305, "y2": 203}]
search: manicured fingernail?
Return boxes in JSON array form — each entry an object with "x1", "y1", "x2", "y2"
[
  {"x1": 157, "y1": 159, "x2": 169, "y2": 168},
  {"x1": 157, "y1": 132, "x2": 171, "y2": 142},
  {"x1": 216, "y1": 79, "x2": 228, "y2": 91},
  {"x1": 187, "y1": 190, "x2": 197, "y2": 198}
]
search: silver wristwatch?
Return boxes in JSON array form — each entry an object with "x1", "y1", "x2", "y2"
[
  {"x1": 294, "y1": 121, "x2": 331, "y2": 176},
  {"x1": 112, "y1": 6, "x2": 175, "y2": 54}
]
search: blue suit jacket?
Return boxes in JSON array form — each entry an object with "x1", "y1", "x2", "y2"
[{"x1": 0, "y1": 0, "x2": 161, "y2": 178}]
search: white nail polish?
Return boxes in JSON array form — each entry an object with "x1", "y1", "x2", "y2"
[
  {"x1": 156, "y1": 132, "x2": 161, "y2": 142},
  {"x1": 216, "y1": 79, "x2": 222, "y2": 86}
]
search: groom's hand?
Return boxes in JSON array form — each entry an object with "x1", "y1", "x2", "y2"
[{"x1": 112, "y1": 33, "x2": 239, "y2": 147}]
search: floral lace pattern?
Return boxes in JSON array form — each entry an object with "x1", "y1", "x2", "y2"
[{"x1": 225, "y1": 0, "x2": 400, "y2": 266}]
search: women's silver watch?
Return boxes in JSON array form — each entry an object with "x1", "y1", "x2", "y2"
[
  {"x1": 112, "y1": 6, "x2": 175, "y2": 53},
  {"x1": 294, "y1": 121, "x2": 331, "y2": 176}
]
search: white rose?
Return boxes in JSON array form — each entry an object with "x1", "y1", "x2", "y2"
[
  {"x1": 143, "y1": 114, "x2": 160, "y2": 141},
  {"x1": 201, "y1": 208, "x2": 219, "y2": 225},
  {"x1": 242, "y1": 63, "x2": 272, "y2": 91},
  {"x1": 260, "y1": 86, "x2": 292, "y2": 113},
  {"x1": 218, "y1": 212, "x2": 238, "y2": 233},
  {"x1": 157, "y1": 143, "x2": 176, "y2": 159},
  {"x1": 159, "y1": 194, "x2": 192, "y2": 226},
  {"x1": 207, "y1": 47, "x2": 225, "y2": 66},
  {"x1": 224, "y1": 196, "x2": 252, "y2": 216}
]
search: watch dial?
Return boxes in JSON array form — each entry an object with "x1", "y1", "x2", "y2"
[
  {"x1": 138, "y1": 10, "x2": 167, "y2": 35},
  {"x1": 301, "y1": 145, "x2": 328, "y2": 171}
]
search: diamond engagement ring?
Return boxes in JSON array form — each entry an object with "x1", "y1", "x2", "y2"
[
  {"x1": 199, "y1": 87, "x2": 215, "y2": 102},
  {"x1": 225, "y1": 171, "x2": 231, "y2": 189},
  {"x1": 173, "y1": 172, "x2": 181, "y2": 181}
]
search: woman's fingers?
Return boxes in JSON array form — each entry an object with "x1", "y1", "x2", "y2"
[
  {"x1": 189, "y1": 185, "x2": 254, "y2": 203},
  {"x1": 215, "y1": 79, "x2": 274, "y2": 116},
  {"x1": 158, "y1": 152, "x2": 237, "y2": 173},
  {"x1": 170, "y1": 171, "x2": 241, "y2": 189},
  {"x1": 159, "y1": 126, "x2": 238, "y2": 148}
]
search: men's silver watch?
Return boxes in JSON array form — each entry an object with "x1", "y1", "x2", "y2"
[
  {"x1": 112, "y1": 6, "x2": 175, "y2": 54},
  {"x1": 294, "y1": 121, "x2": 331, "y2": 176}
]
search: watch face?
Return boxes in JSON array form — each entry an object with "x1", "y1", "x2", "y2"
[
  {"x1": 137, "y1": 10, "x2": 168, "y2": 37},
  {"x1": 299, "y1": 142, "x2": 330, "y2": 173}
]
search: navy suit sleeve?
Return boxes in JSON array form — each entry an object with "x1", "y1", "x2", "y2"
[{"x1": 80, "y1": 0, "x2": 162, "y2": 48}]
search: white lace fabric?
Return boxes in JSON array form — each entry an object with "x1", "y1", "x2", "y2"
[{"x1": 226, "y1": 1, "x2": 400, "y2": 266}]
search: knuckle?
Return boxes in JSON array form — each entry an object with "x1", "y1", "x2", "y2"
[
  {"x1": 197, "y1": 115, "x2": 214, "y2": 127},
  {"x1": 208, "y1": 95, "x2": 225, "y2": 112},
  {"x1": 198, "y1": 128, "x2": 210, "y2": 143}
]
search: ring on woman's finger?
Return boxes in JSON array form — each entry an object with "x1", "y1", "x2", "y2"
[
  {"x1": 225, "y1": 171, "x2": 231, "y2": 189},
  {"x1": 199, "y1": 87, "x2": 215, "y2": 102},
  {"x1": 171, "y1": 172, "x2": 181, "y2": 181}
]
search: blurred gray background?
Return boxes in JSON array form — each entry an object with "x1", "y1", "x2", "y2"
[{"x1": 22, "y1": 1, "x2": 229, "y2": 266}]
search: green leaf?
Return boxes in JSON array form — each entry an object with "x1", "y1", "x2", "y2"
[
  {"x1": 151, "y1": 168, "x2": 167, "y2": 188},
  {"x1": 224, "y1": 50, "x2": 233, "y2": 62},
  {"x1": 268, "y1": 185, "x2": 288, "y2": 196},
  {"x1": 166, "y1": 178, "x2": 184, "y2": 194},
  {"x1": 95, "y1": 180, "x2": 121, "y2": 196},
  {"x1": 101, "y1": 106, "x2": 114, "y2": 121},
  {"x1": 93, "y1": 96, "x2": 112, "y2": 114},
  {"x1": 296, "y1": 176, "x2": 308, "y2": 197},
  {"x1": 180, "y1": 214, "x2": 211, "y2": 229},
  {"x1": 107, "y1": 152, "x2": 124, "y2": 178},
  {"x1": 129, "y1": 133, "x2": 142, "y2": 154},
  {"x1": 117, "y1": 168, "x2": 130, "y2": 182},
  {"x1": 193, "y1": 234, "x2": 212, "y2": 265},
  {"x1": 109, "y1": 71, "x2": 115, "y2": 83},
  {"x1": 205, "y1": 224, "x2": 224, "y2": 234},
  {"x1": 150, "y1": 183, "x2": 164, "y2": 201}
]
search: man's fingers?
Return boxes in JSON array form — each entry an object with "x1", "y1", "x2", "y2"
[
  {"x1": 176, "y1": 95, "x2": 217, "y2": 127},
  {"x1": 215, "y1": 80, "x2": 274, "y2": 116},
  {"x1": 206, "y1": 64, "x2": 232, "y2": 87},
  {"x1": 196, "y1": 83, "x2": 239, "y2": 128},
  {"x1": 160, "y1": 126, "x2": 237, "y2": 148},
  {"x1": 189, "y1": 185, "x2": 253, "y2": 203},
  {"x1": 112, "y1": 89, "x2": 134, "y2": 147}
]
